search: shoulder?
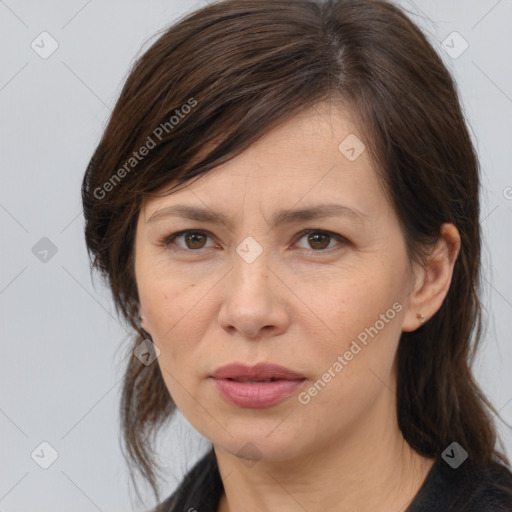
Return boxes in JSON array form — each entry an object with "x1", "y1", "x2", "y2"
[
  {"x1": 466, "y1": 460, "x2": 512, "y2": 511},
  {"x1": 151, "y1": 447, "x2": 223, "y2": 512},
  {"x1": 409, "y1": 456, "x2": 512, "y2": 512}
]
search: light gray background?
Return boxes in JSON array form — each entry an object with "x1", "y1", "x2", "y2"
[{"x1": 1, "y1": 0, "x2": 511, "y2": 510}]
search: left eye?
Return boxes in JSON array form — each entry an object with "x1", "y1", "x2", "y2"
[
  {"x1": 293, "y1": 229, "x2": 346, "y2": 251},
  {"x1": 160, "y1": 229, "x2": 347, "y2": 252}
]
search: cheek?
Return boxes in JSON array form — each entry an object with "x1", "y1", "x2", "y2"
[
  {"x1": 138, "y1": 277, "x2": 209, "y2": 409},
  {"x1": 297, "y1": 286, "x2": 405, "y2": 431},
  {"x1": 308, "y1": 258, "x2": 409, "y2": 387},
  {"x1": 138, "y1": 271, "x2": 202, "y2": 353},
  {"x1": 320, "y1": 265, "x2": 404, "y2": 337}
]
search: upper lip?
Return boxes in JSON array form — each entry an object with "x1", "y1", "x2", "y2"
[{"x1": 211, "y1": 362, "x2": 305, "y2": 380}]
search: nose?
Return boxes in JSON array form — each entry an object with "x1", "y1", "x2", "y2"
[{"x1": 217, "y1": 254, "x2": 291, "y2": 340}]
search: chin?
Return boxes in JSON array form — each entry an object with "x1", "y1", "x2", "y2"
[{"x1": 210, "y1": 422, "x2": 313, "y2": 464}]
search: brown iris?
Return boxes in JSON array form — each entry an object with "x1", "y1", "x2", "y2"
[
  {"x1": 307, "y1": 232, "x2": 330, "y2": 250},
  {"x1": 184, "y1": 232, "x2": 207, "y2": 249}
]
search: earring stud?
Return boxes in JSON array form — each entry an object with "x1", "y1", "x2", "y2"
[{"x1": 416, "y1": 313, "x2": 425, "y2": 323}]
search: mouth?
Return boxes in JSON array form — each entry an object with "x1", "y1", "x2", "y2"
[
  {"x1": 210, "y1": 362, "x2": 306, "y2": 408},
  {"x1": 211, "y1": 362, "x2": 305, "y2": 381},
  {"x1": 225, "y1": 378, "x2": 281, "y2": 383}
]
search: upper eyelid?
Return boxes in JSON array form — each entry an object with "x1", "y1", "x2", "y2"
[{"x1": 164, "y1": 229, "x2": 215, "y2": 245}]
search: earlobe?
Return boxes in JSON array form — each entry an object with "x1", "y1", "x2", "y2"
[
  {"x1": 401, "y1": 223, "x2": 461, "y2": 333},
  {"x1": 139, "y1": 307, "x2": 147, "y2": 328}
]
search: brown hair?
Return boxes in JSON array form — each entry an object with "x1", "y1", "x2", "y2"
[{"x1": 81, "y1": 0, "x2": 510, "y2": 504}]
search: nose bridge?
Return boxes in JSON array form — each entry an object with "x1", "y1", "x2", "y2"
[
  {"x1": 230, "y1": 242, "x2": 272, "y2": 302},
  {"x1": 218, "y1": 239, "x2": 289, "y2": 338}
]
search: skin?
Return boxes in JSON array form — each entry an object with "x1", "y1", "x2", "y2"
[{"x1": 134, "y1": 102, "x2": 460, "y2": 512}]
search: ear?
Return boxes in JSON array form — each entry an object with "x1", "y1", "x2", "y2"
[{"x1": 401, "y1": 223, "x2": 461, "y2": 332}]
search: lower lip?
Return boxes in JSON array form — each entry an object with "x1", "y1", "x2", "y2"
[{"x1": 211, "y1": 378, "x2": 306, "y2": 408}]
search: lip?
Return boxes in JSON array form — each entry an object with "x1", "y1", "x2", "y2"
[
  {"x1": 210, "y1": 362, "x2": 306, "y2": 408},
  {"x1": 211, "y1": 362, "x2": 305, "y2": 380}
]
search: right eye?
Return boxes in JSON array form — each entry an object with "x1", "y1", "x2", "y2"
[{"x1": 159, "y1": 230, "x2": 217, "y2": 252}]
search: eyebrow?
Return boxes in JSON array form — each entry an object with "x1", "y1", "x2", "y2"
[{"x1": 146, "y1": 203, "x2": 368, "y2": 228}]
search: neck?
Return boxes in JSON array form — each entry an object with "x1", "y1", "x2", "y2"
[{"x1": 214, "y1": 391, "x2": 434, "y2": 512}]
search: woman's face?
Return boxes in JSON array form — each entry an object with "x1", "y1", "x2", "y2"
[{"x1": 134, "y1": 103, "x2": 420, "y2": 462}]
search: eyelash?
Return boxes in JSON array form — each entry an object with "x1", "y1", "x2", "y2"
[{"x1": 158, "y1": 229, "x2": 349, "y2": 254}]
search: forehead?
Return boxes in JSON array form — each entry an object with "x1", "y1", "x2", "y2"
[{"x1": 139, "y1": 102, "x2": 382, "y2": 220}]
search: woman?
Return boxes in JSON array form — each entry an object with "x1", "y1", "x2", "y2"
[{"x1": 81, "y1": 0, "x2": 512, "y2": 510}]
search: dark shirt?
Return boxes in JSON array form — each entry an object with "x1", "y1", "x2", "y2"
[{"x1": 154, "y1": 447, "x2": 512, "y2": 511}]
